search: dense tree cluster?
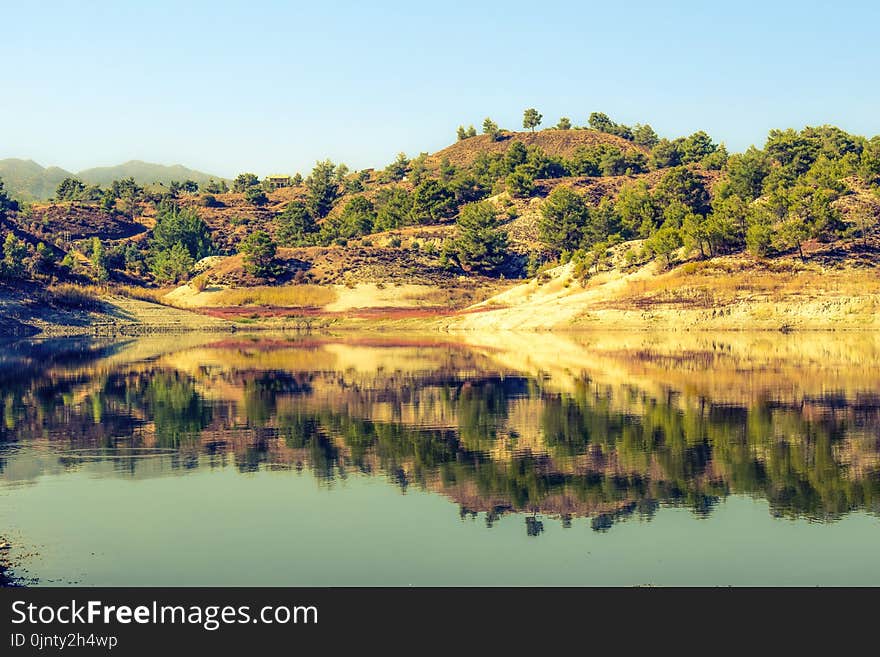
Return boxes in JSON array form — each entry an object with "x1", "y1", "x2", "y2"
[
  {"x1": 535, "y1": 123, "x2": 880, "y2": 273},
  {"x1": 0, "y1": 232, "x2": 29, "y2": 279},
  {"x1": 232, "y1": 173, "x2": 260, "y2": 193},
  {"x1": 50, "y1": 174, "x2": 224, "y2": 212},
  {"x1": 650, "y1": 131, "x2": 728, "y2": 170},
  {"x1": 273, "y1": 157, "x2": 489, "y2": 247},
  {"x1": 149, "y1": 203, "x2": 213, "y2": 283},
  {"x1": 0, "y1": 230, "x2": 57, "y2": 282}
]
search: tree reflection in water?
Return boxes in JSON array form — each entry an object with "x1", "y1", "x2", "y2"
[{"x1": 1, "y1": 335, "x2": 879, "y2": 534}]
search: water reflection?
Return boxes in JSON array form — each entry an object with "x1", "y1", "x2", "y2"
[{"x1": 2, "y1": 333, "x2": 880, "y2": 534}]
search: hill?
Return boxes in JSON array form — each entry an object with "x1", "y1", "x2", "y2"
[
  {"x1": 77, "y1": 160, "x2": 225, "y2": 188},
  {"x1": 429, "y1": 129, "x2": 646, "y2": 168},
  {"x1": 0, "y1": 159, "x2": 73, "y2": 201},
  {"x1": 0, "y1": 158, "x2": 226, "y2": 200},
  {"x1": 1, "y1": 115, "x2": 879, "y2": 336}
]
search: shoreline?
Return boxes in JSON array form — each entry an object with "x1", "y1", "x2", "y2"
[
  {"x1": 8, "y1": 308, "x2": 880, "y2": 339},
  {"x1": 15, "y1": 319, "x2": 880, "y2": 340},
  {"x1": 3, "y1": 284, "x2": 880, "y2": 339}
]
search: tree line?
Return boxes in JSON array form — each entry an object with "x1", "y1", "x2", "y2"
[
  {"x1": 540, "y1": 124, "x2": 880, "y2": 275},
  {"x1": 2, "y1": 114, "x2": 879, "y2": 287}
]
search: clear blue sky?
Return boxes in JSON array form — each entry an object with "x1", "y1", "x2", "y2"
[{"x1": 2, "y1": 0, "x2": 878, "y2": 178}]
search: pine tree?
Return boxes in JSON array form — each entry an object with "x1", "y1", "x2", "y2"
[
  {"x1": 539, "y1": 187, "x2": 589, "y2": 253},
  {"x1": 277, "y1": 201, "x2": 318, "y2": 246},
  {"x1": 452, "y1": 201, "x2": 508, "y2": 274},
  {"x1": 305, "y1": 160, "x2": 339, "y2": 218},
  {"x1": 522, "y1": 108, "x2": 542, "y2": 132},
  {"x1": 240, "y1": 230, "x2": 277, "y2": 278},
  {"x1": 482, "y1": 118, "x2": 501, "y2": 141}
]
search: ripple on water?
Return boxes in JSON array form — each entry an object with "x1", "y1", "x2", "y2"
[{"x1": 55, "y1": 447, "x2": 180, "y2": 462}]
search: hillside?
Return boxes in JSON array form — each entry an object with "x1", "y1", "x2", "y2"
[
  {"x1": 428, "y1": 129, "x2": 646, "y2": 168},
  {"x1": 0, "y1": 159, "x2": 72, "y2": 201},
  {"x1": 77, "y1": 160, "x2": 225, "y2": 188},
  {"x1": 1, "y1": 117, "x2": 879, "y2": 336},
  {"x1": 444, "y1": 246, "x2": 880, "y2": 331},
  {"x1": 0, "y1": 158, "x2": 226, "y2": 200}
]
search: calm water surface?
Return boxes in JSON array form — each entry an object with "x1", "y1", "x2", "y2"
[{"x1": 1, "y1": 332, "x2": 879, "y2": 585}]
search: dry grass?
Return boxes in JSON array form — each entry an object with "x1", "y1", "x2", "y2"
[
  {"x1": 116, "y1": 286, "x2": 173, "y2": 304},
  {"x1": 202, "y1": 253, "x2": 245, "y2": 278},
  {"x1": 404, "y1": 287, "x2": 483, "y2": 309},
  {"x1": 208, "y1": 285, "x2": 336, "y2": 308},
  {"x1": 452, "y1": 252, "x2": 880, "y2": 331},
  {"x1": 612, "y1": 257, "x2": 880, "y2": 308},
  {"x1": 190, "y1": 274, "x2": 210, "y2": 292},
  {"x1": 46, "y1": 284, "x2": 105, "y2": 310}
]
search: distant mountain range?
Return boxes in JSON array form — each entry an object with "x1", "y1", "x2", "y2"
[{"x1": 0, "y1": 158, "x2": 228, "y2": 201}]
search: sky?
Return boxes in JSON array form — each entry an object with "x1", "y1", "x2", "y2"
[{"x1": 2, "y1": 0, "x2": 879, "y2": 178}]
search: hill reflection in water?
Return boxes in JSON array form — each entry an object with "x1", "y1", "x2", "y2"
[{"x1": 3, "y1": 331, "x2": 880, "y2": 535}]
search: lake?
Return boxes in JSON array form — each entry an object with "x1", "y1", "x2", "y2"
[{"x1": 1, "y1": 331, "x2": 879, "y2": 586}]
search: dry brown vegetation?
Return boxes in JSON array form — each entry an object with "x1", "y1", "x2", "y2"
[
  {"x1": 204, "y1": 285, "x2": 337, "y2": 308},
  {"x1": 115, "y1": 285, "x2": 174, "y2": 304},
  {"x1": 45, "y1": 284, "x2": 105, "y2": 310},
  {"x1": 612, "y1": 239, "x2": 880, "y2": 309},
  {"x1": 28, "y1": 203, "x2": 148, "y2": 241}
]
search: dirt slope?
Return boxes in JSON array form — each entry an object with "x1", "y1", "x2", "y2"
[
  {"x1": 0, "y1": 286, "x2": 235, "y2": 337},
  {"x1": 443, "y1": 249, "x2": 880, "y2": 331}
]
